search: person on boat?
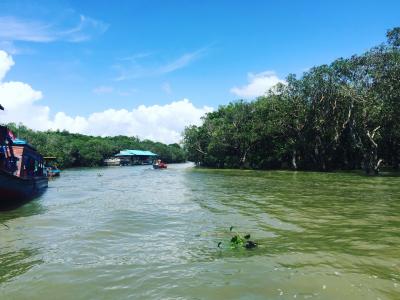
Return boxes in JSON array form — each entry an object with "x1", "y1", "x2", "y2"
[
  {"x1": 0, "y1": 128, "x2": 6, "y2": 170},
  {"x1": 0, "y1": 127, "x2": 18, "y2": 174},
  {"x1": 0, "y1": 126, "x2": 16, "y2": 158},
  {"x1": 0, "y1": 146, "x2": 5, "y2": 169},
  {"x1": 0, "y1": 126, "x2": 6, "y2": 144},
  {"x1": 158, "y1": 160, "x2": 167, "y2": 168}
]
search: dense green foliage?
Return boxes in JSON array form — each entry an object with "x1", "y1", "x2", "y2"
[
  {"x1": 5, "y1": 123, "x2": 186, "y2": 168},
  {"x1": 184, "y1": 28, "x2": 400, "y2": 174}
]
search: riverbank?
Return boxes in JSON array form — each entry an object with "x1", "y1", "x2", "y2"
[
  {"x1": 6, "y1": 123, "x2": 187, "y2": 168},
  {"x1": 191, "y1": 165, "x2": 400, "y2": 177},
  {"x1": 183, "y1": 29, "x2": 400, "y2": 175}
]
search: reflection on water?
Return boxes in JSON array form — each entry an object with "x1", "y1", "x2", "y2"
[
  {"x1": 0, "y1": 201, "x2": 46, "y2": 284},
  {"x1": 0, "y1": 164, "x2": 399, "y2": 299},
  {"x1": 0, "y1": 248, "x2": 43, "y2": 283},
  {"x1": 0, "y1": 200, "x2": 46, "y2": 223}
]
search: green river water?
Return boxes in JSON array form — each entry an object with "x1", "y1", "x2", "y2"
[{"x1": 0, "y1": 163, "x2": 399, "y2": 299}]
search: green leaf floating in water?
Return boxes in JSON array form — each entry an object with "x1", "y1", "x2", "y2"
[
  {"x1": 230, "y1": 235, "x2": 244, "y2": 245},
  {"x1": 217, "y1": 227, "x2": 258, "y2": 250},
  {"x1": 223, "y1": 227, "x2": 257, "y2": 249}
]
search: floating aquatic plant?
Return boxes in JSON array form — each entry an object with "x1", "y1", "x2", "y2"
[{"x1": 218, "y1": 226, "x2": 258, "y2": 250}]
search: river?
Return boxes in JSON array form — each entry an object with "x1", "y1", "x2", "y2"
[{"x1": 0, "y1": 163, "x2": 399, "y2": 299}]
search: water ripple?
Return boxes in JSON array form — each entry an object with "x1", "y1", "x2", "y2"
[{"x1": 0, "y1": 165, "x2": 399, "y2": 299}]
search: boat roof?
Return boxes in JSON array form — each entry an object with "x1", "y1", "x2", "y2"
[
  {"x1": 115, "y1": 149, "x2": 158, "y2": 157},
  {"x1": 12, "y1": 138, "x2": 37, "y2": 151}
]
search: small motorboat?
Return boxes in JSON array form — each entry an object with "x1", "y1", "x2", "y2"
[
  {"x1": 44, "y1": 157, "x2": 61, "y2": 177},
  {"x1": 153, "y1": 160, "x2": 167, "y2": 169},
  {"x1": 46, "y1": 166, "x2": 61, "y2": 177}
]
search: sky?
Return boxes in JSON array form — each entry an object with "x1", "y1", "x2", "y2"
[{"x1": 0, "y1": 0, "x2": 399, "y2": 143}]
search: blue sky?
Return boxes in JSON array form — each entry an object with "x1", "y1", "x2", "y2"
[{"x1": 0, "y1": 0, "x2": 399, "y2": 142}]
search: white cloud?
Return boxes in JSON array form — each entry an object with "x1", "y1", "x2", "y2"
[
  {"x1": 54, "y1": 99, "x2": 212, "y2": 144},
  {"x1": 119, "y1": 52, "x2": 154, "y2": 62},
  {"x1": 114, "y1": 47, "x2": 208, "y2": 81},
  {"x1": 59, "y1": 15, "x2": 109, "y2": 43},
  {"x1": 117, "y1": 88, "x2": 137, "y2": 97},
  {"x1": 0, "y1": 15, "x2": 108, "y2": 43},
  {"x1": 0, "y1": 51, "x2": 212, "y2": 144},
  {"x1": 230, "y1": 71, "x2": 285, "y2": 98},
  {"x1": 0, "y1": 41, "x2": 21, "y2": 55},
  {"x1": 158, "y1": 48, "x2": 206, "y2": 74},
  {"x1": 0, "y1": 16, "x2": 52, "y2": 42},
  {"x1": 0, "y1": 51, "x2": 14, "y2": 80},
  {"x1": 93, "y1": 85, "x2": 114, "y2": 95},
  {"x1": 162, "y1": 82, "x2": 172, "y2": 94}
]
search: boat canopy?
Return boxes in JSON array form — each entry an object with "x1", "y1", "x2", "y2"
[
  {"x1": 12, "y1": 139, "x2": 37, "y2": 151},
  {"x1": 115, "y1": 149, "x2": 158, "y2": 157}
]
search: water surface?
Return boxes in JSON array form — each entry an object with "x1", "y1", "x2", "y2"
[{"x1": 1, "y1": 164, "x2": 399, "y2": 299}]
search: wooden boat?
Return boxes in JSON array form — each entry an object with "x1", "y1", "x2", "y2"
[{"x1": 0, "y1": 125, "x2": 48, "y2": 210}]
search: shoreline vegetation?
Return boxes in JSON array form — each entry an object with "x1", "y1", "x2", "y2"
[
  {"x1": 183, "y1": 28, "x2": 400, "y2": 175},
  {"x1": 5, "y1": 123, "x2": 186, "y2": 169},
  {"x1": 3, "y1": 28, "x2": 399, "y2": 175}
]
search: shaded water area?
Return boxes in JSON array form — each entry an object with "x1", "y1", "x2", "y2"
[{"x1": 1, "y1": 163, "x2": 399, "y2": 299}]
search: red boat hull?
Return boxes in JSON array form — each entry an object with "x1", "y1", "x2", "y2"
[{"x1": 153, "y1": 164, "x2": 167, "y2": 169}]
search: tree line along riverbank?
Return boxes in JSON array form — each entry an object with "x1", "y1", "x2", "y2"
[
  {"x1": 6, "y1": 123, "x2": 186, "y2": 168},
  {"x1": 183, "y1": 28, "x2": 400, "y2": 174}
]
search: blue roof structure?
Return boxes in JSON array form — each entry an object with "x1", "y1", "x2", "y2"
[
  {"x1": 12, "y1": 138, "x2": 36, "y2": 150},
  {"x1": 12, "y1": 138, "x2": 29, "y2": 145},
  {"x1": 115, "y1": 149, "x2": 158, "y2": 157}
]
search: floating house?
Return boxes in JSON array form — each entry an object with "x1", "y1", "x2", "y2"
[{"x1": 104, "y1": 149, "x2": 158, "y2": 166}]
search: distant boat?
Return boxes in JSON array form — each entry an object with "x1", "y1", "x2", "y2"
[
  {"x1": 103, "y1": 157, "x2": 130, "y2": 166},
  {"x1": 0, "y1": 125, "x2": 48, "y2": 210},
  {"x1": 47, "y1": 166, "x2": 61, "y2": 177},
  {"x1": 153, "y1": 160, "x2": 167, "y2": 169},
  {"x1": 44, "y1": 157, "x2": 61, "y2": 177}
]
